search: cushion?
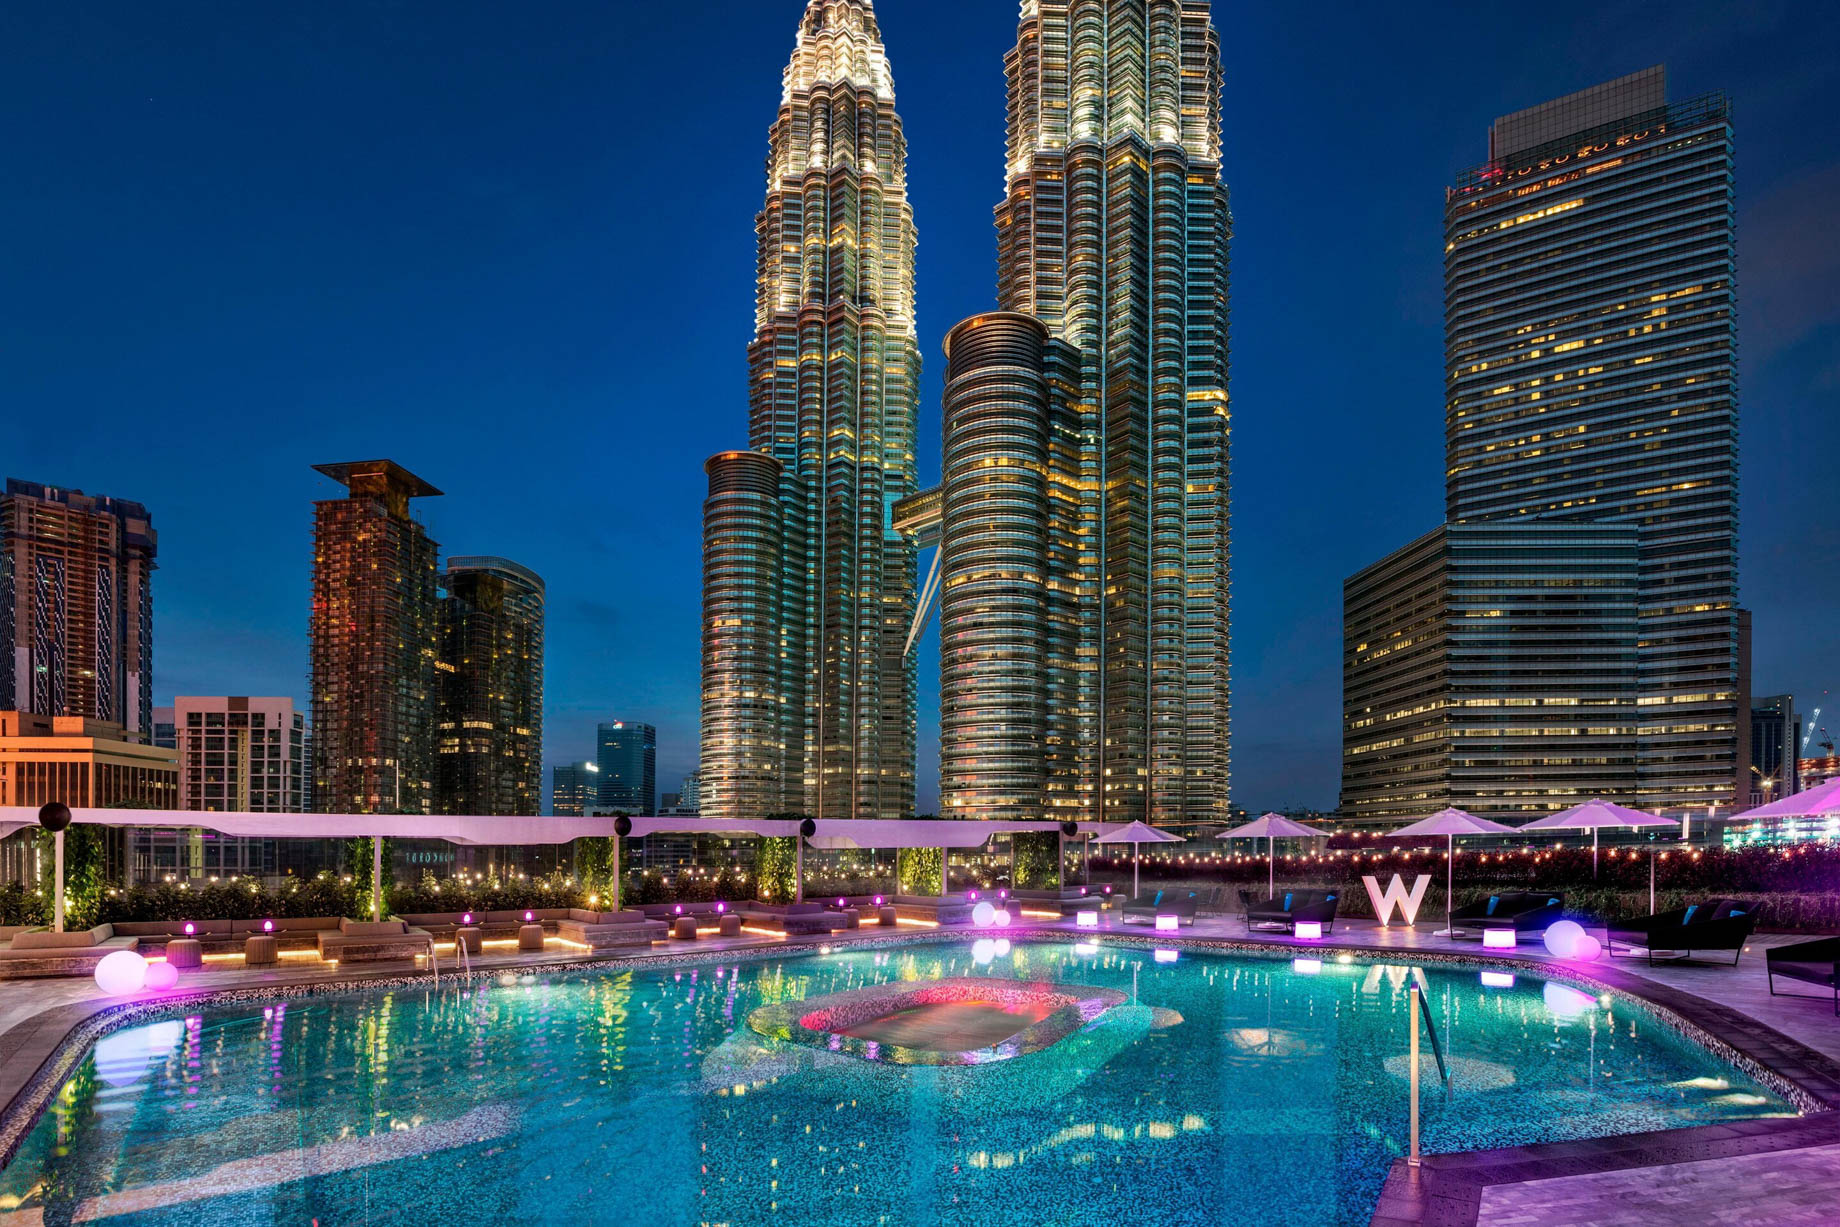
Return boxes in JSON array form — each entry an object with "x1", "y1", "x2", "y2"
[
  {"x1": 1729, "y1": 908, "x2": 1746, "y2": 917},
  {"x1": 339, "y1": 920, "x2": 407, "y2": 937},
  {"x1": 13, "y1": 925, "x2": 115, "y2": 950},
  {"x1": 1282, "y1": 892, "x2": 1293, "y2": 912},
  {"x1": 1486, "y1": 896, "x2": 1500, "y2": 916},
  {"x1": 1683, "y1": 905, "x2": 1699, "y2": 924}
]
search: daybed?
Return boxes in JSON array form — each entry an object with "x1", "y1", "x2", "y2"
[
  {"x1": 1240, "y1": 889, "x2": 1339, "y2": 934},
  {"x1": 1604, "y1": 899, "x2": 1757, "y2": 965}
]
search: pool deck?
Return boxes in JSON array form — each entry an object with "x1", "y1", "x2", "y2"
[{"x1": 2, "y1": 911, "x2": 1839, "y2": 1226}]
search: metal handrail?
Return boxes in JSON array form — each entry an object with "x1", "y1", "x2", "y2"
[
  {"x1": 424, "y1": 936, "x2": 439, "y2": 989},
  {"x1": 1409, "y1": 980, "x2": 1451, "y2": 1086}
]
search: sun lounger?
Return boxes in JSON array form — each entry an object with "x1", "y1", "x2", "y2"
[
  {"x1": 1767, "y1": 937, "x2": 1840, "y2": 1015},
  {"x1": 1605, "y1": 899, "x2": 1757, "y2": 965},
  {"x1": 1122, "y1": 890, "x2": 1201, "y2": 926},
  {"x1": 1449, "y1": 891, "x2": 1564, "y2": 934},
  {"x1": 1240, "y1": 889, "x2": 1340, "y2": 934}
]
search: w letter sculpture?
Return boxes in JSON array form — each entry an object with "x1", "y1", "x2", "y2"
[{"x1": 1362, "y1": 874, "x2": 1431, "y2": 926}]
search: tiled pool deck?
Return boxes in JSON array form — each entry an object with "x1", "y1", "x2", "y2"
[{"x1": 3, "y1": 911, "x2": 1838, "y2": 1226}]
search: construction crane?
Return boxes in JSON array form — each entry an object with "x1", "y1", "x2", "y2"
[{"x1": 1804, "y1": 695, "x2": 1827, "y2": 753}]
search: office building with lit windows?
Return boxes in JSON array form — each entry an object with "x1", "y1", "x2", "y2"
[
  {"x1": 699, "y1": 0, "x2": 919, "y2": 822},
  {"x1": 550, "y1": 762, "x2": 597, "y2": 818},
  {"x1": 309, "y1": 461, "x2": 441, "y2": 815},
  {"x1": 596, "y1": 721, "x2": 656, "y2": 815},
  {"x1": 1, "y1": 480, "x2": 157, "y2": 739},
  {"x1": 1342, "y1": 67, "x2": 1745, "y2": 821},
  {"x1": 1750, "y1": 695, "x2": 1801, "y2": 808},
  {"x1": 897, "y1": 0, "x2": 1234, "y2": 824},
  {"x1": 435, "y1": 557, "x2": 544, "y2": 817}
]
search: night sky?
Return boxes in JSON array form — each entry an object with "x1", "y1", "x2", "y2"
[{"x1": 7, "y1": 1, "x2": 1837, "y2": 812}]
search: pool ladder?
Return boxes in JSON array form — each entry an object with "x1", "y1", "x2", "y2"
[{"x1": 1405, "y1": 979, "x2": 1450, "y2": 1167}]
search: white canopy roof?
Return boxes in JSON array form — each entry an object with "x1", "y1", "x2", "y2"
[
  {"x1": 1388, "y1": 808, "x2": 1517, "y2": 838},
  {"x1": 1218, "y1": 813, "x2": 1324, "y2": 840},
  {"x1": 1730, "y1": 776, "x2": 1840, "y2": 822},
  {"x1": 1517, "y1": 799, "x2": 1675, "y2": 832},
  {"x1": 0, "y1": 809, "x2": 1111, "y2": 851}
]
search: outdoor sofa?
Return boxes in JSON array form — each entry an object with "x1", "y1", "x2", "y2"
[
  {"x1": 1240, "y1": 889, "x2": 1339, "y2": 934},
  {"x1": 1449, "y1": 891, "x2": 1565, "y2": 935},
  {"x1": 315, "y1": 918, "x2": 434, "y2": 963},
  {"x1": 1767, "y1": 937, "x2": 1840, "y2": 1015},
  {"x1": 1604, "y1": 899, "x2": 1757, "y2": 965},
  {"x1": 553, "y1": 909, "x2": 669, "y2": 949},
  {"x1": 1122, "y1": 889, "x2": 1201, "y2": 927},
  {"x1": 399, "y1": 909, "x2": 574, "y2": 942},
  {"x1": 738, "y1": 901, "x2": 850, "y2": 935},
  {"x1": 890, "y1": 895, "x2": 977, "y2": 926},
  {"x1": 0, "y1": 924, "x2": 141, "y2": 979},
  {"x1": 110, "y1": 918, "x2": 344, "y2": 955},
  {"x1": 1009, "y1": 888, "x2": 1104, "y2": 918}
]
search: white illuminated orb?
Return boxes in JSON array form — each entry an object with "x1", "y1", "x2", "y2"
[
  {"x1": 971, "y1": 901, "x2": 996, "y2": 927},
  {"x1": 1574, "y1": 935, "x2": 1603, "y2": 963},
  {"x1": 1543, "y1": 920, "x2": 1586, "y2": 959},
  {"x1": 143, "y1": 961, "x2": 179, "y2": 991},
  {"x1": 993, "y1": 908, "x2": 1011, "y2": 928},
  {"x1": 94, "y1": 950, "x2": 148, "y2": 996}
]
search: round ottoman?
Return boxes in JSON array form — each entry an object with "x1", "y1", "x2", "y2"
[
  {"x1": 671, "y1": 916, "x2": 699, "y2": 940},
  {"x1": 243, "y1": 934, "x2": 279, "y2": 966},
  {"x1": 718, "y1": 914, "x2": 742, "y2": 937},
  {"x1": 518, "y1": 924, "x2": 545, "y2": 952},
  {"x1": 165, "y1": 938, "x2": 203, "y2": 970},
  {"x1": 455, "y1": 926, "x2": 483, "y2": 956},
  {"x1": 877, "y1": 906, "x2": 898, "y2": 926},
  {"x1": 837, "y1": 909, "x2": 860, "y2": 930}
]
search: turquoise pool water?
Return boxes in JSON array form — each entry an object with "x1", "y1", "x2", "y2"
[{"x1": 0, "y1": 940, "x2": 1793, "y2": 1226}]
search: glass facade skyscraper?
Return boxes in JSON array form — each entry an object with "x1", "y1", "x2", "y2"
[
  {"x1": 917, "y1": 0, "x2": 1233, "y2": 824},
  {"x1": 700, "y1": 0, "x2": 919, "y2": 822},
  {"x1": 436, "y1": 557, "x2": 544, "y2": 817},
  {"x1": 1343, "y1": 68, "x2": 1746, "y2": 821},
  {"x1": 596, "y1": 721, "x2": 656, "y2": 816}
]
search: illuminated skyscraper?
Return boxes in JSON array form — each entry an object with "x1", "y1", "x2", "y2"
[
  {"x1": 910, "y1": 0, "x2": 1234, "y2": 824},
  {"x1": 700, "y1": 0, "x2": 919, "y2": 821},
  {"x1": 436, "y1": 557, "x2": 544, "y2": 817},
  {"x1": 1, "y1": 480, "x2": 157, "y2": 738},
  {"x1": 309, "y1": 460, "x2": 441, "y2": 815},
  {"x1": 1343, "y1": 68, "x2": 1745, "y2": 821}
]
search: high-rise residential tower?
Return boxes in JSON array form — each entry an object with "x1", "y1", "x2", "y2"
[
  {"x1": 700, "y1": 0, "x2": 919, "y2": 822},
  {"x1": 436, "y1": 557, "x2": 544, "y2": 816},
  {"x1": 1, "y1": 480, "x2": 157, "y2": 738},
  {"x1": 1343, "y1": 68, "x2": 1745, "y2": 821},
  {"x1": 309, "y1": 461, "x2": 441, "y2": 815},
  {"x1": 905, "y1": 0, "x2": 1234, "y2": 824},
  {"x1": 596, "y1": 721, "x2": 656, "y2": 815}
]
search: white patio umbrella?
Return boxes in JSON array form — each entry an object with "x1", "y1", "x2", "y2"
[
  {"x1": 1730, "y1": 776, "x2": 1840, "y2": 823},
  {"x1": 1217, "y1": 813, "x2": 1325, "y2": 899},
  {"x1": 1386, "y1": 808, "x2": 1517, "y2": 936},
  {"x1": 1094, "y1": 821, "x2": 1185, "y2": 897},
  {"x1": 1517, "y1": 798, "x2": 1677, "y2": 910}
]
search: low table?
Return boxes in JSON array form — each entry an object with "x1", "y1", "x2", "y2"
[
  {"x1": 517, "y1": 924, "x2": 544, "y2": 953},
  {"x1": 166, "y1": 938, "x2": 203, "y2": 970},
  {"x1": 455, "y1": 926, "x2": 483, "y2": 956},
  {"x1": 243, "y1": 934, "x2": 278, "y2": 966},
  {"x1": 671, "y1": 916, "x2": 699, "y2": 940},
  {"x1": 877, "y1": 906, "x2": 898, "y2": 926},
  {"x1": 718, "y1": 914, "x2": 742, "y2": 937}
]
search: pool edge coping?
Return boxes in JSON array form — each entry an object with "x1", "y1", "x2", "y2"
[{"x1": 1, "y1": 924, "x2": 1837, "y2": 1221}]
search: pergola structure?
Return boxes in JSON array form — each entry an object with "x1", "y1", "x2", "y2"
[{"x1": 0, "y1": 809, "x2": 1120, "y2": 928}]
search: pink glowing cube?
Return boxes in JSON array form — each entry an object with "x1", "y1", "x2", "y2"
[
  {"x1": 1483, "y1": 928, "x2": 1516, "y2": 950},
  {"x1": 1294, "y1": 921, "x2": 1323, "y2": 940},
  {"x1": 1076, "y1": 910, "x2": 1099, "y2": 929},
  {"x1": 1154, "y1": 914, "x2": 1180, "y2": 932}
]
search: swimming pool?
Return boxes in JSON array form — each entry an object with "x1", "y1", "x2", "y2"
[{"x1": 0, "y1": 939, "x2": 1795, "y2": 1225}]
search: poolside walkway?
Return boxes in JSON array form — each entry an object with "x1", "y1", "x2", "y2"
[{"x1": 2, "y1": 910, "x2": 1838, "y2": 1227}]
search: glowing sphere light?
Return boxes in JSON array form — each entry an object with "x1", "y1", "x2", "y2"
[
  {"x1": 1574, "y1": 935, "x2": 1603, "y2": 963},
  {"x1": 94, "y1": 950, "x2": 149, "y2": 996},
  {"x1": 143, "y1": 961, "x2": 179, "y2": 991},
  {"x1": 971, "y1": 901, "x2": 996, "y2": 927},
  {"x1": 1543, "y1": 920, "x2": 1586, "y2": 959}
]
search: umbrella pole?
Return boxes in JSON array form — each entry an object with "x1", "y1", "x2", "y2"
[
  {"x1": 1134, "y1": 844, "x2": 1140, "y2": 898},
  {"x1": 611, "y1": 836, "x2": 621, "y2": 913},
  {"x1": 1439, "y1": 833, "x2": 1454, "y2": 937},
  {"x1": 939, "y1": 846, "x2": 947, "y2": 899},
  {"x1": 1268, "y1": 836, "x2": 1274, "y2": 899},
  {"x1": 1593, "y1": 828, "x2": 1599, "y2": 878},
  {"x1": 1650, "y1": 847, "x2": 1657, "y2": 915}
]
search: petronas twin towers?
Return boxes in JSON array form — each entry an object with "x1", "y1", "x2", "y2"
[{"x1": 701, "y1": 0, "x2": 1232, "y2": 825}]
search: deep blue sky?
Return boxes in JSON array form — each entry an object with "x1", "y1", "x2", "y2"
[{"x1": 7, "y1": 1, "x2": 1837, "y2": 811}]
